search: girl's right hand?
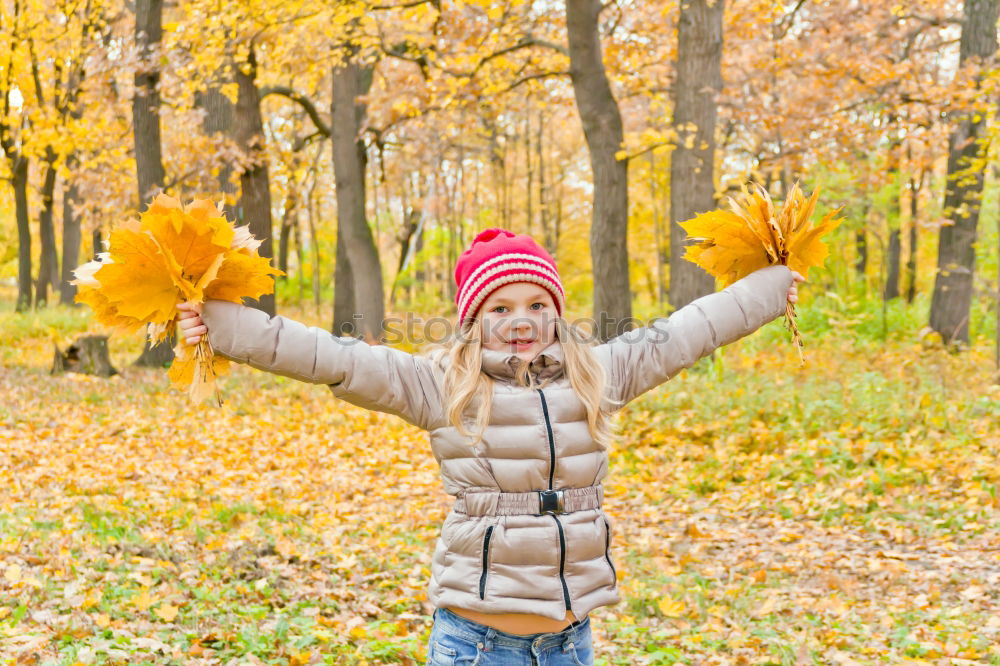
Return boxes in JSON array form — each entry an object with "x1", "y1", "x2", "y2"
[
  {"x1": 787, "y1": 270, "x2": 805, "y2": 305},
  {"x1": 177, "y1": 301, "x2": 207, "y2": 346}
]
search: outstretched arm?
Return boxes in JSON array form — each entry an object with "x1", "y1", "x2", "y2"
[
  {"x1": 594, "y1": 265, "x2": 801, "y2": 410},
  {"x1": 179, "y1": 300, "x2": 443, "y2": 430}
]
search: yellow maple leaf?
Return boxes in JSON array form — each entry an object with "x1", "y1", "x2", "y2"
[
  {"x1": 230, "y1": 225, "x2": 264, "y2": 255},
  {"x1": 204, "y1": 250, "x2": 284, "y2": 304},
  {"x1": 132, "y1": 589, "x2": 156, "y2": 611},
  {"x1": 154, "y1": 603, "x2": 179, "y2": 622},
  {"x1": 167, "y1": 339, "x2": 230, "y2": 404},
  {"x1": 786, "y1": 209, "x2": 841, "y2": 278},
  {"x1": 142, "y1": 194, "x2": 234, "y2": 303},
  {"x1": 75, "y1": 285, "x2": 147, "y2": 334},
  {"x1": 4, "y1": 564, "x2": 21, "y2": 583},
  {"x1": 657, "y1": 595, "x2": 686, "y2": 618},
  {"x1": 91, "y1": 224, "x2": 179, "y2": 325},
  {"x1": 275, "y1": 536, "x2": 297, "y2": 560},
  {"x1": 288, "y1": 652, "x2": 312, "y2": 666},
  {"x1": 680, "y1": 210, "x2": 771, "y2": 287}
]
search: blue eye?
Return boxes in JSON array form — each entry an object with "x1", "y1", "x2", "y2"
[
  {"x1": 530, "y1": 302, "x2": 544, "y2": 310},
  {"x1": 492, "y1": 305, "x2": 508, "y2": 313}
]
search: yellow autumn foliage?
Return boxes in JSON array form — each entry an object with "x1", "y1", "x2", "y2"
[
  {"x1": 72, "y1": 194, "x2": 282, "y2": 403},
  {"x1": 680, "y1": 182, "x2": 841, "y2": 360}
]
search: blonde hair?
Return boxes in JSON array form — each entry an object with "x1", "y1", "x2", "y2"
[{"x1": 435, "y1": 315, "x2": 618, "y2": 450}]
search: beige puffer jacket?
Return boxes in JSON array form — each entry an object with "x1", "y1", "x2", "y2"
[{"x1": 202, "y1": 264, "x2": 793, "y2": 621}]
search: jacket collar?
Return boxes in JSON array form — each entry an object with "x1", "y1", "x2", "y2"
[{"x1": 480, "y1": 340, "x2": 565, "y2": 383}]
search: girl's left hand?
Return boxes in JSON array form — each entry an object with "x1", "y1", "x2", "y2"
[{"x1": 787, "y1": 271, "x2": 805, "y2": 305}]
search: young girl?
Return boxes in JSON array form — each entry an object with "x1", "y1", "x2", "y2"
[{"x1": 178, "y1": 228, "x2": 802, "y2": 665}]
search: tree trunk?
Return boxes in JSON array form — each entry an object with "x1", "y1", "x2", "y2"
[
  {"x1": 371, "y1": 148, "x2": 382, "y2": 252},
  {"x1": 330, "y1": 59, "x2": 384, "y2": 341},
  {"x1": 669, "y1": 0, "x2": 724, "y2": 310},
  {"x1": 195, "y1": 79, "x2": 238, "y2": 219},
  {"x1": 1, "y1": 0, "x2": 29, "y2": 310},
  {"x1": 537, "y1": 111, "x2": 555, "y2": 255},
  {"x1": 132, "y1": 0, "x2": 172, "y2": 367},
  {"x1": 884, "y1": 122, "x2": 902, "y2": 302},
  {"x1": 885, "y1": 229, "x2": 901, "y2": 300},
  {"x1": 443, "y1": 151, "x2": 459, "y2": 304},
  {"x1": 483, "y1": 118, "x2": 508, "y2": 229},
  {"x1": 389, "y1": 190, "x2": 423, "y2": 307},
  {"x1": 332, "y1": 230, "x2": 355, "y2": 335},
  {"x1": 58, "y1": 59, "x2": 85, "y2": 306},
  {"x1": 906, "y1": 168, "x2": 923, "y2": 304},
  {"x1": 278, "y1": 190, "x2": 297, "y2": 278},
  {"x1": 855, "y1": 230, "x2": 867, "y2": 280},
  {"x1": 414, "y1": 198, "x2": 426, "y2": 288},
  {"x1": 566, "y1": 0, "x2": 631, "y2": 341},
  {"x1": 930, "y1": 0, "x2": 999, "y2": 345},
  {"x1": 524, "y1": 112, "x2": 534, "y2": 235},
  {"x1": 306, "y1": 143, "x2": 324, "y2": 311},
  {"x1": 649, "y1": 150, "x2": 666, "y2": 310},
  {"x1": 132, "y1": 0, "x2": 166, "y2": 207},
  {"x1": 13, "y1": 156, "x2": 31, "y2": 312},
  {"x1": 36, "y1": 154, "x2": 60, "y2": 307},
  {"x1": 60, "y1": 176, "x2": 82, "y2": 305},
  {"x1": 293, "y1": 198, "x2": 304, "y2": 304},
  {"x1": 232, "y1": 45, "x2": 276, "y2": 315}
]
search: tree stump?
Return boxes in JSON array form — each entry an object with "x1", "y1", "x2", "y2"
[
  {"x1": 51, "y1": 335, "x2": 118, "y2": 377},
  {"x1": 134, "y1": 338, "x2": 174, "y2": 368}
]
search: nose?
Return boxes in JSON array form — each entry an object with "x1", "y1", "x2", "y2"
[{"x1": 511, "y1": 314, "x2": 537, "y2": 337}]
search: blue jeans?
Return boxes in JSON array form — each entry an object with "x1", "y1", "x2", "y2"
[{"x1": 426, "y1": 607, "x2": 594, "y2": 666}]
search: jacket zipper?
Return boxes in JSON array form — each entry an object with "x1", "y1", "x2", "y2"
[
  {"x1": 537, "y1": 389, "x2": 556, "y2": 489},
  {"x1": 603, "y1": 517, "x2": 618, "y2": 588},
  {"x1": 539, "y1": 389, "x2": 571, "y2": 610},
  {"x1": 551, "y1": 515, "x2": 572, "y2": 610},
  {"x1": 478, "y1": 525, "x2": 495, "y2": 600}
]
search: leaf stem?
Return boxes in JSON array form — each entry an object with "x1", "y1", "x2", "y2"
[{"x1": 785, "y1": 301, "x2": 804, "y2": 366}]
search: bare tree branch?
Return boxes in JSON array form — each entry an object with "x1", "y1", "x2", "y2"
[
  {"x1": 370, "y1": 0, "x2": 438, "y2": 9},
  {"x1": 163, "y1": 166, "x2": 203, "y2": 192},
  {"x1": 774, "y1": 0, "x2": 807, "y2": 39},
  {"x1": 292, "y1": 130, "x2": 325, "y2": 152},
  {"x1": 442, "y1": 34, "x2": 569, "y2": 79},
  {"x1": 896, "y1": 12, "x2": 962, "y2": 27},
  {"x1": 618, "y1": 140, "x2": 672, "y2": 161},
  {"x1": 378, "y1": 33, "x2": 431, "y2": 79},
  {"x1": 498, "y1": 70, "x2": 569, "y2": 94},
  {"x1": 259, "y1": 85, "x2": 331, "y2": 137}
]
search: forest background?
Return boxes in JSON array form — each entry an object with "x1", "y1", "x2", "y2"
[{"x1": 1, "y1": 0, "x2": 999, "y2": 663}]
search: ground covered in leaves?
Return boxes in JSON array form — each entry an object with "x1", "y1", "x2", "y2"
[{"x1": 1, "y1": 302, "x2": 998, "y2": 665}]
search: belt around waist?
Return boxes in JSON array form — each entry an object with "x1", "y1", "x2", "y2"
[{"x1": 454, "y1": 485, "x2": 604, "y2": 516}]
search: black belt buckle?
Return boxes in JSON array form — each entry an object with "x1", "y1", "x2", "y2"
[{"x1": 538, "y1": 489, "x2": 565, "y2": 514}]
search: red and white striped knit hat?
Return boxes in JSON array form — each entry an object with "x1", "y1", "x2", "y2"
[{"x1": 454, "y1": 228, "x2": 565, "y2": 326}]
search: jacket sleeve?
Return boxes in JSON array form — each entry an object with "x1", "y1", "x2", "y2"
[
  {"x1": 201, "y1": 300, "x2": 443, "y2": 430},
  {"x1": 594, "y1": 265, "x2": 793, "y2": 410}
]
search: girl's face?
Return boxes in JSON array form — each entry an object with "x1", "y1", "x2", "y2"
[{"x1": 478, "y1": 282, "x2": 558, "y2": 361}]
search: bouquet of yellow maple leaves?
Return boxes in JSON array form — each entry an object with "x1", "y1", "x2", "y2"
[
  {"x1": 680, "y1": 182, "x2": 841, "y2": 362},
  {"x1": 72, "y1": 194, "x2": 282, "y2": 403}
]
